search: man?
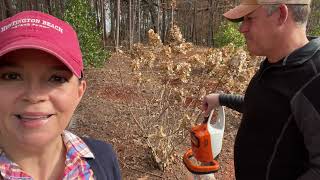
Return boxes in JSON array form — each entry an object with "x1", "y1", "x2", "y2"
[{"x1": 202, "y1": 0, "x2": 320, "y2": 179}]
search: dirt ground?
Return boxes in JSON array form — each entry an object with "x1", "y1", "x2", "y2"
[{"x1": 70, "y1": 52, "x2": 242, "y2": 180}]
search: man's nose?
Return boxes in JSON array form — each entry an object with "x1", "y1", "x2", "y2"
[{"x1": 239, "y1": 21, "x2": 248, "y2": 33}]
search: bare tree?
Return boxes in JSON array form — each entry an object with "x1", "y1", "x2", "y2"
[
  {"x1": 208, "y1": 0, "x2": 214, "y2": 46},
  {"x1": 192, "y1": 2, "x2": 196, "y2": 43},
  {"x1": 33, "y1": 0, "x2": 40, "y2": 10},
  {"x1": 101, "y1": 0, "x2": 108, "y2": 47},
  {"x1": 137, "y1": 0, "x2": 141, "y2": 43},
  {"x1": 156, "y1": 0, "x2": 160, "y2": 34},
  {"x1": 0, "y1": 0, "x2": 5, "y2": 20},
  {"x1": 129, "y1": 0, "x2": 133, "y2": 49},
  {"x1": 144, "y1": 0, "x2": 159, "y2": 33},
  {"x1": 3, "y1": 0, "x2": 15, "y2": 17},
  {"x1": 59, "y1": 0, "x2": 65, "y2": 15},
  {"x1": 45, "y1": 0, "x2": 52, "y2": 14},
  {"x1": 161, "y1": 1, "x2": 166, "y2": 42},
  {"x1": 116, "y1": 0, "x2": 120, "y2": 51}
]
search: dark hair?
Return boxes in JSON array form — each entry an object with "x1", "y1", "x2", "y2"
[{"x1": 79, "y1": 72, "x2": 85, "y2": 83}]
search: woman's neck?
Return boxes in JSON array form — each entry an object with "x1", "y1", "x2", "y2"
[{"x1": 3, "y1": 136, "x2": 66, "y2": 180}]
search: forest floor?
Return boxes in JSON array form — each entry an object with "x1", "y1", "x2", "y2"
[{"x1": 70, "y1": 47, "x2": 247, "y2": 180}]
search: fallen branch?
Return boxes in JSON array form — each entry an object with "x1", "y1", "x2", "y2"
[
  {"x1": 121, "y1": 160, "x2": 164, "y2": 179},
  {"x1": 128, "y1": 166, "x2": 164, "y2": 179}
]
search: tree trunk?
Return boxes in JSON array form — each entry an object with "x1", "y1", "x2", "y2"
[
  {"x1": 146, "y1": 0, "x2": 158, "y2": 33},
  {"x1": 45, "y1": 0, "x2": 52, "y2": 14},
  {"x1": 0, "y1": 1, "x2": 4, "y2": 20},
  {"x1": 3, "y1": 0, "x2": 15, "y2": 17},
  {"x1": 110, "y1": 0, "x2": 116, "y2": 46},
  {"x1": 129, "y1": 0, "x2": 133, "y2": 49},
  {"x1": 95, "y1": 0, "x2": 102, "y2": 31},
  {"x1": 132, "y1": 0, "x2": 136, "y2": 43},
  {"x1": 161, "y1": 2, "x2": 166, "y2": 43},
  {"x1": 60, "y1": 0, "x2": 65, "y2": 15},
  {"x1": 208, "y1": 0, "x2": 214, "y2": 47},
  {"x1": 101, "y1": 0, "x2": 107, "y2": 47},
  {"x1": 170, "y1": 4, "x2": 174, "y2": 28},
  {"x1": 142, "y1": 10, "x2": 148, "y2": 42},
  {"x1": 137, "y1": 0, "x2": 141, "y2": 43},
  {"x1": 27, "y1": 0, "x2": 32, "y2": 10},
  {"x1": 192, "y1": 4, "x2": 196, "y2": 43},
  {"x1": 116, "y1": 0, "x2": 120, "y2": 51},
  {"x1": 18, "y1": 0, "x2": 23, "y2": 11},
  {"x1": 33, "y1": 0, "x2": 39, "y2": 10},
  {"x1": 157, "y1": 0, "x2": 160, "y2": 35}
]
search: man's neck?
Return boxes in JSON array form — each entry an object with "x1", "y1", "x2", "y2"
[{"x1": 267, "y1": 28, "x2": 309, "y2": 63}]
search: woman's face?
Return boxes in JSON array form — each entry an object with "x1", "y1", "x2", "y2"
[{"x1": 0, "y1": 49, "x2": 86, "y2": 148}]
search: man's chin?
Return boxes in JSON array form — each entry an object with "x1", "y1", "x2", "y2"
[
  {"x1": 244, "y1": 45, "x2": 254, "y2": 55},
  {"x1": 245, "y1": 45, "x2": 261, "y2": 56}
]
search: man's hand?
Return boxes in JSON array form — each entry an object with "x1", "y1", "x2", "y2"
[{"x1": 202, "y1": 93, "x2": 220, "y2": 117}]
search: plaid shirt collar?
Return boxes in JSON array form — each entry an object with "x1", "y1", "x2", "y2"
[
  {"x1": 62, "y1": 130, "x2": 95, "y2": 159},
  {"x1": 0, "y1": 130, "x2": 95, "y2": 179}
]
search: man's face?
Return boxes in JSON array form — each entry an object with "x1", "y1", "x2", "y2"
[
  {"x1": 239, "y1": 6, "x2": 279, "y2": 56},
  {"x1": 0, "y1": 49, "x2": 86, "y2": 148}
]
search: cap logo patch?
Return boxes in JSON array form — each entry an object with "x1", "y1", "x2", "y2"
[{"x1": 1, "y1": 18, "x2": 64, "y2": 34}]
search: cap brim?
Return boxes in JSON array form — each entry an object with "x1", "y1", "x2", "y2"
[
  {"x1": 223, "y1": 4, "x2": 261, "y2": 22},
  {"x1": 0, "y1": 38, "x2": 81, "y2": 78}
]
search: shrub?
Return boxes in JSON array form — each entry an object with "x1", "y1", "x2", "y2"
[
  {"x1": 64, "y1": 0, "x2": 109, "y2": 68},
  {"x1": 214, "y1": 21, "x2": 245, "y2": 48},
  {"x1": 309, "y1": 25, "x2": 320, "y2": 36}
]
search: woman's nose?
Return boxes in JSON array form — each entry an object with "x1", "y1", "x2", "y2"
[{"x1": 22, "y1": 82, "x2": 49, "y2": 104}]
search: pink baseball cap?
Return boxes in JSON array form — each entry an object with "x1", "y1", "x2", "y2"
[{"x1": 0, "y1": 11, "x2": 83, "y2": 78}]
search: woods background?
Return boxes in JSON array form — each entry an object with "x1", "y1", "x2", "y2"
[
  {"x1": 0, "y1": 0, "x2": 320, "y2": 46},
  {"x1": 1, "y1": 0, "x2": 320, "y2": 51}
]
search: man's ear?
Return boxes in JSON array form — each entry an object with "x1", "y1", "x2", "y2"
[{"x1": 278, "y1": 4, "x2": 288, "y2": 25}]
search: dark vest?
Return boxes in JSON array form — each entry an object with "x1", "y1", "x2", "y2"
[{"x1": 82, "y1": 137, "x2": 121, "y2": 180}]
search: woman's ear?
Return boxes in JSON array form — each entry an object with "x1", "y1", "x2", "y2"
[
  {"x1": 278, "y1": 4, "x2": 288, "y2": 25},
  {"x1": 77, "y1": 80, "x2": 86, "y2": 100}
]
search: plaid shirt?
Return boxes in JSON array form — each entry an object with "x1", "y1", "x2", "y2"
[{"x1": 0, "y1": 130, "x2": 95, "y2": 180}]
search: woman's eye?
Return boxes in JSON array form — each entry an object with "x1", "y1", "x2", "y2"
[
  {"x1": 1, "y1": 72, "x2": 22, "y2": 80},
  {"x1": 49, "y1": 75, "x2": 68, "y2": 83}
]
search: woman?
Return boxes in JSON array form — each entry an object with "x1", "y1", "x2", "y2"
[{"x1": 0, "y1": 11, "x2": 121, "y2": 180}]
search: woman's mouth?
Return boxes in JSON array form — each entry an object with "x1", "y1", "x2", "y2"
[
  {"x1": 14, "y1": 113, "x2": 54, "y2": 128},
  {"x1": 15, "y1": 114, "x2": 53, "y2": 120}
]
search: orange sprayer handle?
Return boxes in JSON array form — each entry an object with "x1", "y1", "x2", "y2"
[{"x1": 183, "y1": 149, "x2": 220, "y2": 174}]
